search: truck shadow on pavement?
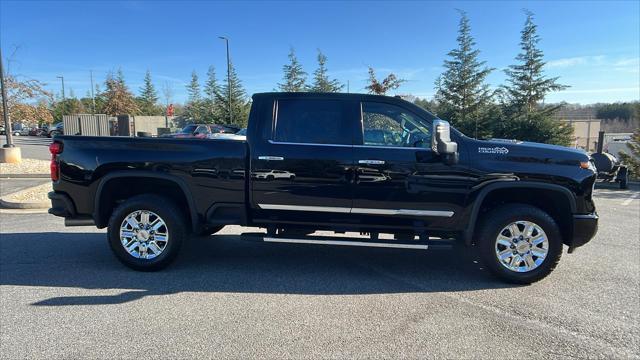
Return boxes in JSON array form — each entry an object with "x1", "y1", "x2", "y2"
[{"x1": 0, "y1": 232, "x2": 515, "y2": 306}]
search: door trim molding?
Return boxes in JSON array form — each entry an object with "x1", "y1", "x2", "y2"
[
  {"x1": 258, "y1": 204, "x2": 351, "y2": 213},
  {"x1": 257, "y1": 204, "x2": 454, "y2": 217},
  {"x1": 351, "y1": 208, "x2": 454, "y2": 217}
]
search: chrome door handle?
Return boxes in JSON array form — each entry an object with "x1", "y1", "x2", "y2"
[
  {"x1": 358, "y1": 159, "x2": 385, "y2": 165},
  {"x1": 258, "y1": 156, "x2": 284, "y2": 161}
]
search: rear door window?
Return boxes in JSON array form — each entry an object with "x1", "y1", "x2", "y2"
[{"x1": 273, "y1": 99, "x2": 352, "y2": 145}]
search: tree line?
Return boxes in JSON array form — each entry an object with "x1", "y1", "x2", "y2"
[{"x1": 2, "y1": 9, "x2": 638, "y2": 144}]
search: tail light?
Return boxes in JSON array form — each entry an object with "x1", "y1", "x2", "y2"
[{"x1": 49, "y1": 142, "x2": 63, "y2": 181}]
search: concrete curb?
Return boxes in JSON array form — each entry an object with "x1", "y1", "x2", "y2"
[
  {"x1": 0, "y1": 198, "x2": 49, "y2": 209},
  {"x1": 0, "y1": 174, "x2": 50, "y2": 179},
  {"x1": 0, "y1": 183, "x2": 51, "y2": 209}
]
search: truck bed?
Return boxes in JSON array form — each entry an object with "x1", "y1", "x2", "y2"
[{"x1": 52, "y1": 135, "x2": 248, "y2": 226}]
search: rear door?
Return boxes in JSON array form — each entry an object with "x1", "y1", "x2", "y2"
[{"x1": 250, "y1": 97, "x2": 357, "y2": 224}]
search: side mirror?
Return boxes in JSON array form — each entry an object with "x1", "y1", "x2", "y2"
[{"x1": 431, "y1": 120, "x2": 459, "y2": 164}]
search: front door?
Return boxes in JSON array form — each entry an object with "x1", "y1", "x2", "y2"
[
  {"x1": 250, "y1": 97, "x2": 356, "y2": 224},
  {"x1": 352, "y1": 100, "x2": 465, "y2": 230}
]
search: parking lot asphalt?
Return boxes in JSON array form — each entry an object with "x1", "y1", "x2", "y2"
[
  {"x1": 1, "y1": 136, "x2": 52, "y2": 161},
  {"x1": 0, "y1": 184, "x2": 638, "y2": 359}
]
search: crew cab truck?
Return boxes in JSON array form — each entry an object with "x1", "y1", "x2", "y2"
[{"x1": 48, "y1": 92, "x2": 598, "y2": 284}]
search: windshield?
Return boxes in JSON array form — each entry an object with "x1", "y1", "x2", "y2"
[
  {"x1": 236, "y1": 128, "x2": 247, "y2": 135},
  {"x1": 180, "y1": 125, "x2": 197, "y2": 134}
]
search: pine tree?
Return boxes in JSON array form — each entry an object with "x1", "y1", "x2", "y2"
[
  {"x1": 184, "y1": 70, "x2": 204, "y2": 121},
  {"x1": 203, "y1": 66, "x2": 221, "y2": 123},
  {"x1": 215, "y1": 61, "x2": 250, "y2": 126},
  {"x1": 138, "y1": 70, "x2": 160, "y2": 115},
  {"x1": 434, "y1": 11, "x2": 494, "y2": 139},
  {"x1": 497, "y1": 10, "x2": 572, "y2": 145},
  {"x1": 618, "y1": 129, "x2": 640, "y2": 180},
  {"x1": 103, "y1": 70, "x2": 139, "y2": 116},
  {"x1": 308, "y1": 50, "x2": 343, "y2": 92},
  {"x1": 278, "y1": 48, "x2": 307, "y2": 92},
  {"x1": 365, "y1": 67, "x2": 405, "y2": 95}
]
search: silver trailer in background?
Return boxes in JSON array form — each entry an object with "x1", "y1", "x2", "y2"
[{"x1": 63, "y1": 114, "x2": 110, "y2": 136}]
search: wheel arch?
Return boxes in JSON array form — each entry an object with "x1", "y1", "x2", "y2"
[
  {"x1": 94, "y1": 171, "x2": 200, "y2": 232},
  {"x1": 464, "y1": 182, "x2": 576, "y2": 246}
]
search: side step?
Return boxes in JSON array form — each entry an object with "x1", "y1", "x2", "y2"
[{"x1": 263, "y1": 237, "x2": 429, "y2": 250}]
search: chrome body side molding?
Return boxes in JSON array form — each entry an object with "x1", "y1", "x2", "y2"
[{"x1": 257, "y1": 204, "x2": 454, "y2": 217}]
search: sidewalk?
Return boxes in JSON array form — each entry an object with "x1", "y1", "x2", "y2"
[{"x1": 0, "y1": 178, "x2": 51, "y2": 209}]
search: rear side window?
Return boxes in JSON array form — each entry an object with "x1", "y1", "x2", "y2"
[{"x1": 274, "y1": 99, "x2": 351, "y2": 145}]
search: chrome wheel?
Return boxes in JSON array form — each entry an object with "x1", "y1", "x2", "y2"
[
  {"x1": 494, "y1": 220, "x2": 549, "y2": 273},
  {"x1": 119, "y1": 210, "x2": 169, "y2": 259}
]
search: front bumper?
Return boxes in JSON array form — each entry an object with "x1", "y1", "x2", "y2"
[{"x1": 568, "y1": 213, "x2": 598, "y2": 252}]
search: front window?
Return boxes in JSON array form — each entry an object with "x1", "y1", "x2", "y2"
[{"x1": 361, "y1": 102, "x2": 431, "y2": 148}]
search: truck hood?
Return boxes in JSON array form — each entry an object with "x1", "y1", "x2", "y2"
[{"x1": 473, "y1": 139, "x2": 590, "y2": 166}]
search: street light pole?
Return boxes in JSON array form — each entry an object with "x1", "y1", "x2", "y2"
[
  {"x1": 90, "y1": 70, "x2": 96, "y2": 115},
  {"x1": 0, "y1": 46, "x2": 14, "y2": 147},
  {"x1": 218, "y1": 36, "x2": 233, "y2": 124},
  {"x1": 57, "y1": 75, "x2": 65, "y2": 101}
]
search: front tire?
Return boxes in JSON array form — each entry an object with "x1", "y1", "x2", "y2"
[
  {"x1": 107, "y1": 194, "x2": 187, "y2": 271},
  {"x1": 477, "y1": 204, "x2": 563, "y2": 284}
]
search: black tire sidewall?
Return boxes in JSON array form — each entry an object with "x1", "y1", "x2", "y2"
[
  {"x1": 478, "y1": 204, "x2": 563, "y2": 284},
  {"x1": 107, "y1": 194, "x2": 186, "y2": 271}
]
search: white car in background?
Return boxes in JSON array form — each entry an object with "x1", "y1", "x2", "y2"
[
  {"x1": 251, "y1": 169, "x2": 296, "y2": 180},
  {"x1": 208, "y1": 128, "x2": 247, "y2": 141}
]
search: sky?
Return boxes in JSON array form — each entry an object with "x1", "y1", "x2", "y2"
[{"x1": 1, "y1": 0, "x2": 639, "y2": 105}]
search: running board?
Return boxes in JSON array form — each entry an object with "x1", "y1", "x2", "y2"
[{"x1": 263, "y1": 237, "x2": 429, "y2": 250}]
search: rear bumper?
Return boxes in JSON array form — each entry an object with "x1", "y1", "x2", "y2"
[
  {"x1": 48, "y1": 191, "x2": 75, "y2": 217},
  {"x1": 569, "y1": 213, "x2": 598, "y2": 252},
  {"x1": 48, "y1": 191, "x2": 96, "y2": 226}
]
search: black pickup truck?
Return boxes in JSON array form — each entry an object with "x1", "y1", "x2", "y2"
[{"x1": 48, "y1": 92, "x2": 598, "y2": 283}]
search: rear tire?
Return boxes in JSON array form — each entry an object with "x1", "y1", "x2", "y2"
[
  {"x1": 477, "y1": 204, "x2": 563, "y2": 284},
  {"x1": 107, "y1": 194, "x2": 187, "y2": 271}
]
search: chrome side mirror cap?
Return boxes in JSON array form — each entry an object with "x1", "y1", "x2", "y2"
[{"x1": 432, "y1": 120, "x2": 458, "y2": 155}]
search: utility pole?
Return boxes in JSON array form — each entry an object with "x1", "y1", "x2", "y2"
[
  {"x1": 0, "y1": 46, "x2": 14, "y2": 147},
  {"x1": 90, "y1": 70, "x2": 96, "y2": 115},
  {"x1": 57, "y1": 75, "x2": 65, "y2": 116},
  {"x1": 218, "y1": 36, "x2": 233, "y2": 124},
  {"x1": 57, "y1": 75, "x2": 65, "y2": 102}
]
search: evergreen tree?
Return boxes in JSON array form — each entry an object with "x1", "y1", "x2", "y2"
[
  {"x1": 203, "y1": 66, "x2": 221, "y2": 123},
  {"x1": 93, "y1": 83, "x2": 106, "y2": 114},
  {"x1": 434, "y1": 11, "x2": 494, "y2": 139},
  {"x1": 496, "y1": 10, "x2": 572, "y2": 145},
  {"x1": 137, "y1": 70, "x2": 161, "y2": 115},
  {"x1": 278, "y1": 48, "x2": 307, "y2": 92},
  {"x1": 365, "y1": 67, "x2": 404, "y2": 95},
  {"x1": 308, "y1": 50, "x2": 343, "y2": 92},
  {"x1": 102, "y1": 70, "x2": 139, "y2": 116},
  {"x1": 184, "y1": 70, "x2": 204, "y2": 121},
  {"x1": 618, "y1": 129, "x2": 640, "y2": 180},
  {"x1": 215, "y1": 61, "x2": 250, "y2": 126}
]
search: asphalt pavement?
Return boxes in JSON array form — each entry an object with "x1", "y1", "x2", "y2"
[{"x1": 0, "y1": 184, "x2": 638, "y2": 359}]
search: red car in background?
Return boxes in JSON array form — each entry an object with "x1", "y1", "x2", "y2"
[{"x1": 167, "y1": 124, "x2": 240, "y2": 139}]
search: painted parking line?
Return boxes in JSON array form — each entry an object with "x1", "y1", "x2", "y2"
[{"x1": 621, "y1": 193, "x2": 639, "y2": 206}]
